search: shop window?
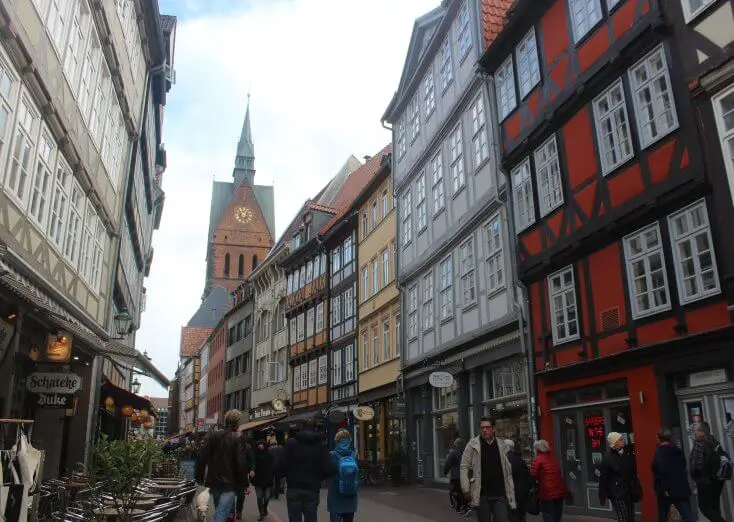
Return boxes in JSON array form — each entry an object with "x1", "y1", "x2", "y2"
[
  {"x1": 485, "y1": 359, "x2": 526, "y2": 400},
  {"x1": 434, "y1": 381, "x2": 459, "y2": 410}
]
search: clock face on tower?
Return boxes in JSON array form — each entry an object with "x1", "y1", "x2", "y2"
[{"x1": 234, "y1": 206, "x2": 253, "y2": 224}]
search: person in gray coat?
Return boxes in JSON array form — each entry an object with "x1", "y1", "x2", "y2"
[{"x1": 444, "y1": 438, "x2": 470, "y2": 515}]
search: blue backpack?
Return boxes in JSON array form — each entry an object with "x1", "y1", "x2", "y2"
[{"x1": 336, "y1": 452, "x2": 359, "y2": 496}]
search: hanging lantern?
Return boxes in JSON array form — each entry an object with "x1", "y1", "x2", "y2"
[
  {"x1": 139, "y1": 409, "x2": 150, "y2": 421},
  {"x1": 130, "y1": 411, "x2": 139, "y2": 423},
  {"x1": 104, "y1": 397, "x2": 115, "y2": 412},
  {"x1": 143, "y1": 420, "x2": 154, "y2": 429},
  {"x1": 121, "y1": 405, "x2": 134, "y2": 417}
]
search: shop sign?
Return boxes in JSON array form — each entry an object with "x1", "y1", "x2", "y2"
[
  {"x1": 394, "y1": 399, "x2": 406, "y2": 418},
  {"x1": 26, "y1": 372, "x2": 82, "y2": 394},
  {"x1": 428, "y1": 371, "x2": 454, "y2": 388},
  {"x1": 353, "y1": 405, "x2": 375, "y2": 421},
  {"x1": 32, "y1": 393, "x2": 74, "y2": 409},
  {"x1": 251, "y1": 407, "x2": 276, "y2": 421},
  {"x1": 44, "y1": 331, "x2": 73, "y2": 363}
]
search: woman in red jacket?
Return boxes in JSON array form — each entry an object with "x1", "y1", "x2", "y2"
[{"x1": 530, "y1": 439, "x2": 567, "y2": 522}]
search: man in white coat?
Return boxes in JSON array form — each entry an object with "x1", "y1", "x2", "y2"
[{"x1": 460, "y1": 417, "x2": 516, "y2": 522}]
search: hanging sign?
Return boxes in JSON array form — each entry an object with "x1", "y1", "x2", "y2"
[
  {"x1": 353, "y1": 405, "x2": 375, "y2": 421},
  {"x1": 428, "y1": 371, "x2": 454, "y2": 388},
  {"x1": 0, "y1": 318, "x2": 15, "y2": 359},
  {"x1": 45, "y1": 331, "x2": 73, "y2": 362},
  {"x1": 32, "y1": 393, "x2": 74, "y2": 409},
  {"x1": 26, "y1": 372, "x2": 82, "y2": 394}
]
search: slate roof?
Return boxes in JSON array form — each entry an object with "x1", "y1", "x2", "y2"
[
  {"x1": 314, "y1": 155, "x2": 362, "y2": 206},
  {"x1": 481, "y1": 0, "x2": 514, "y2": 49},
  {"x1": 160, "y1": 15, "x2": 177, "y2": 32},
  {"x1": 187, "y1": 285, "x2": 231, "y2": 327}
]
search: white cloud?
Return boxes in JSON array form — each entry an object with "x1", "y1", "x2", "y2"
[{"x1": 137, "y1": 0, "x2": 439, "y2": 395}]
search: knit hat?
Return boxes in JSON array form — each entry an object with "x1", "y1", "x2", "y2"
[{"x1": 607, "y1": 432, "x2": 623, "y2": 446}]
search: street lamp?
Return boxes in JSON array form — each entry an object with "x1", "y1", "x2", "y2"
[
  {"x1": 113, "y1": 308, "x2": 133, "y2": 339},
  {"x1": 131, "y1": 377, "x2": 141, "y2": 394}
]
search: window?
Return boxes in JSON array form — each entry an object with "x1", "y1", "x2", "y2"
[
  {"x1": 440, "y1": 256, "x2": 454, "y2": 320},
  {"x1": 516, "y1": 29, "x2": 540, "y2": 99},
  {"x1": 382, "y1": 190, "x2": 389, "y2": 217},
  {"x1": 362, "y1": 331, "x2": 369, "y2": 370},
  {"x1": 449, "y1": 125, "x2": 465, "y2": 192},
  {"x1": 318, "y1": 355, "x2": 328, "y2": 385},
  {"x1": 64, "y1": 0, "x2": 91, "y2": 90},
  {"x1": 372, "y1": 258, "x2": 379, "y2": 295},
  {"x1": 629, "y1": 46, "x2": 678, "y2": 148},
  {"x1": 457, "y1": 2, "x2": 472, "y2": 59},
  {"x1": 416, "y1": 173, "x2": 427, "y2": 230},
  {"x1": 362, "y1": 213, "x2": 368, "y2": 238},
  {"x1": 331, "y1": 295, "x2": 342, "y2": 326},
  {"x1": 548, "y1": 266, "x2": 579, "y2": 344},
  {"x1": 568, "y1": 0, "x2": 602, "y2": 43},
  {"x1": 484, "y1": 216, "x2": 504, "y2": 292},
  {"x1": 343, "y1": 236, "x2": 353, "y2": 265},
  {"x1": 594, "y1": 80, "x2": 633, "y2": 175},
  {"x1": 239, "y1": 254, "x2": 246, "y2": 278},
  {"x1": 469, "y1": 96, "x2": 489, "y2": 169},
  {"x1": 314, "y1": 255, "x2": 321, "y2": 277},
  {"x1": 78, "y1": 28, "x2": 102, "y2": 121},
  {"x1": 398, "y1": 118, "x2": 406, "y2": 158},
  {"x1": 308, "y1": 359, "x2": 317, "y2": 388},
  {"x1": 80, "y1": 204, "x2": 104, "y2": 291},
  {"x1": 534, "y1": 135, "x2": 564, "y2": 216},
  {"x1": 293, "y1": 365, "x2": 301, "y2": 392},
  {"x1": 402, "y1": 191, "x2": 412, "y2": 245},
  {"x1": 29, "y1": 131, "x2": 56, "y2": 228},
  {"x1": 395, "y1": 314, "x2": 400, "y2": 357},
  {"x1": 423, "y1": 273, "x2": 434, "y2": 331},
  {"x1": 460, "y1": 239, "x2": 476, "y2": 306},
  {"x1": 681, "y1": 0, "x2": 716, "y2": 22},
  {"x1": 306, "y1": 260, "x2": 313, "y2": 283},
  {"x1": 332, "y1": 246, "x2": 341, "y2": 273},
  {"x1": 496, "y1": 57, "x2": 516, "y2": 121},
  {"x1": 713, "y1": 86, "x2": 734, "y2": 203},
  {"x1": 512, "y1": 160, "x2": 535, "y2": 232},
  {"x1": 409, "y1": 95, "x2": 420, "y2": 142},
  {"x1": 382, "y1": 249, "x2": 390, "y2": 285},
  {"x1": 345, "y1": 344, "x2": 354, "y2": 381},
  {"x1": 48, "y1": 158, "x2": 71, "y2": 249},
  {"x1": 0, "y1": 58, "x2": 15, "y2": 170},
  {"x1": 439, "y1": 39, "x2": 453, "y2": 91},
  {"x1": 306, "y1": 307, "x2": 315, "y2": 338},
  {"x1": 371, "y1": 201, "x2": 378, "y2": 229},
  {"x1": 361, "y1": 267, "x2": 368, "y2": 301},
  {"x1": 289, "y1": 317, "x2": 297, "y2": 344},
  {"x1": 424, "y1": 70, "x2": 436, "y2": 118},
  {"x1": 7, "y1": 97, "x2": 38, "y2": 207},
  {"x1": 224, "y1": 254, "x2": 230, "y2": 277},
  {"x1": 344, "y1": 287, "x2": 354, "y2": 318},
  {"x1": 431, "y1": 152, "x2": 445, "y2": 213},
  {"x1": 300, "y1": 363, "x2": 308, "y2": 390},
  {"x1": 668, "y1": 200, "x2": 720, "y2": 304},
  {"x1": 89, "y1": 67, "x2": 111, "y2": 145},
  {"x1": 372, "y1": 326, "x2": 379, "y2": 366},
  {"x1": 332, "y1": 350, "x2": 342, "y2": 386},
  {"x1": 42, "y1": 0, "x2": 72, "y2": 51},
  {"x1": 408, "y1": 285, "x2": 418, "y2": 339},
  {"x1": 297, "y1": 313, "x2": 305, "y2": 341},
  {"x1": 623, "y1": 224, "x2": 670, "y2": 318},
  {"x1": 316, "y1": 302, "x2": 324, "y2": 332},
  {"x1": 382, "y1": 320, "x2": 390, "y2": 361}
]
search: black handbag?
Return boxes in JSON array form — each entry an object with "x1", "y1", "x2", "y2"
[{"x1": 526, "y1": 481, "x2": 541, "y2": 515}]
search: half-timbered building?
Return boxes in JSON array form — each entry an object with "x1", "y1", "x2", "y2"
[{"x1": 479, "y1": 0, "x2": 734, "y2": 518}]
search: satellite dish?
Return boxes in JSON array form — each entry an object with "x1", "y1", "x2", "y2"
[{"x1": 327, "y1": 409, "x2": 346, "y2": 424}]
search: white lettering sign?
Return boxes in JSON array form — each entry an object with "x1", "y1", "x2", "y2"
[
  {"x1": 353, "y1": 406, "x2": 375, "y2": 422},
  {"x1": 26, "y1": 372, "x2": 82, "y2": 394},
  {"x1": 35, "y1": 393, "x2": 72, "y2": 408},
  {"x1": 429, "y1": 371, "x2": 454, "y2": 388}
]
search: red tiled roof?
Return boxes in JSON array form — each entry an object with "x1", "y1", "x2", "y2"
[
  {"x1": 481, "y1": 0, "x2": 514, "y2": 50},
  {"x1": 180, "y1": 326, "x2": 212, "y2": 357},
  {"x1": 319, "y1": 144, "x2": 392, "y2": 236},
  {"x1": 306, "y1": 201, "x2": 337, "y2": 214}
]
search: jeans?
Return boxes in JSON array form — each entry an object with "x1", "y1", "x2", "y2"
[
  {"x1": 476, "y1": 496, "x2": 510, "y2": 522},
  {"x1": 697, "y1": 481, "x2": 726, "y2": 522},
  {"x1": 256, "y1": 487, "x2": 272, "y2": 515},
  {"x1": 656, "y1": 495, "x2": 694, "y2": 522},
  {"x1": 211, "y1": 489, "x2": 237, "y2": 522},
  {"x1": 181, "y1": 459, "x2": 196, "y2": 481},
  {"x1": 286, "y1": 488, "x2": 319, "y2": 522},
  {"x1": 540, "y1": 498, "x2": 563, "y2": 522}
]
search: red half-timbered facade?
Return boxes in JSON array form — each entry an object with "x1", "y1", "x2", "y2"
[{"x1": 480, "y1": 0, "x2": 734, "y2": 519}]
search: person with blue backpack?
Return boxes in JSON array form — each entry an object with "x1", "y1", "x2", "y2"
[{"x1": 327, "y1": 429, "x2": 359, "y2": 522}]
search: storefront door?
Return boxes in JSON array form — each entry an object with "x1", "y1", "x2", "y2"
[
  {"x1": 554, "y1": 401, "x2": 637, "y2": 519},
  {"x1": 676, "y1": 383, "x2": 734, "y2": 521}
]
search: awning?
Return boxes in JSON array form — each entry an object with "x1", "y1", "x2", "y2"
[
  {"x1": 276, "y1": 410, "x2": 319, "y2": 427},
  {"x1": 101, "y1": 380, "x2": 156, "y2": 417},
  {"x1": 238, "y1": 414, "x2": 287, "y2": 433},
  {"x1": 106, "y1": 341, "x2": 170, "y2": 388}
]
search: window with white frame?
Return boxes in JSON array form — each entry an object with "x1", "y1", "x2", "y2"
[
  {"x1": 416, "y1": 173, "x2": 427, "y2": 230},
  {"x1": 568, "y1": 0, "x2": 602, "y2": 43},
  {"x1": 275, "y1": 347, "x2": 286, "y2": 382},
  {"x1": 372, "y1": 258, "x2": 379, "y2": 295},
  {"x1": 623, "y1": 223, "x2": 670, "y2": 318},
  {"x1": 398, "y1": 118, "x2": 406, "y2": 158},
  {"x1": 371, "y1": 201, "x2": 378, "y2": 229},
  {"x1": 534, "y1": 135, "x2": 564, "y2": 216},
  {"x1": 64, "y1": 0, "x2": 91, "y2": 91},
  {"x1": 470, "y1": 95, "x2": 489, "y2": 169},
  {"x1": 372, "y1": 326, "x2": 379, "y2": 366},
  {"x1": 289, "y1": 317, "x2": 297, "y2": 343},
  {"x1": 440, "y1": 39, "x2": 453, "y2": 91},
  {"x1": 42, "y1": 0, "x2": 72, "y2": 52},
  {"x1": 423, "y1": 273, "x2": 434, "y2": 331},
  {"x1": 594, "y1": 80, "x2": 633, "y2": 175},
  {"x1": 681, "y1": 0, "x2": 716, "y2": 22},
  {"x1": 344, "y1": 287, "x2": 354, "y2": 318},
  {"x1": 256, "y1": 355, "x2": 267, "y2": 389},
  {"x1": 89, "y1": 67, "x2": 111, "y2": 146},
  {"x1": 63, "y1": 180, "x2": 84, "y2": 266},
  {"x1": 314, "y1": 255, "x2": 321, "y2": 277},
  {"x1": 484, "y1": 216, "x2": 504, "y2": 292},
  {"x1": 80, "y1": 204, "x2": 104, "y2": 291},
  {"x1": 331, "y1": 295, "x2": 341, "y2": 326},
  {"x1": 382, "y1": 190, "x2": 389, "y2": 217},
  {"x1": 382, "y1": 249, "x2": 390, "y2": 285},
  {"x1": 0, "y1": 57, "x2": 16, "y2": 168},
  {"x1": 402, "y1": 191, "x2": 412, "y2": 245},
  {"x1": 7, "y1": 96, "x2": 39, "y2": 207},
  {"x1": 548, "y1": 266, "x2": 579, "y2": 344},
  {"x1": 457, "y1": 2, "x2": 472, "y2": 59},
  {"x1": 629, "y1": 46, "x2": 678, "y2": 148},
  {"x1": 424, "y1": 70, "x2": 436, "y2": 118},
  {"x1": 449, "y1": 125, "x2": 465, "y2": 192},
  {"x1": 308, "y1": 359, "x2": 317, "y2": 388},
  {"x1": 306, "y1": 260, "x2": 313, "y2": 283},
  {"x1": 361, "y1": 213, "x2": 368, "y2": 239},
  {"x1": 668, "y1": 200, "x2": 720, "y2": 304},
  {"x1": 431, "y1": 152, "x2": 445, "y2": 213},
  {"x1": 408, "y1": 285, "x2": 418, "y2": 338},
  {"x1": 345, "y1": 343, "x2": 355, "y2": 381},
  {"x1": 344, "y1": 236, "x2": 353, "y2": 265},
  {"x1": 332, "y1": 246, "x2": 341, "y2": 273},
  {"x1": 300, "y1": 362, "x2": 309, "y2": 390},
  {"x1": 361, "y1": 267, "x2": 368, "y2": 301},
  {"x1": 410, "y1": 95, "x2": 420, "y2": 142},
  {"x1": 306, "y1": 307, "x2": 315, "y2": 338},
  {"x1": 293, "y1": 365, "x2": 301, "y2": 392},
  {"x1": 29, "y1": 130, "x2": 56, "y2": 229},
  {"x1": 516, "y1": 29, "x2": 540, "y2": 99},
  {"x1": 713, "y1": 85, "x2": 734, "y2": 203},
  {"x1": 440, "y1": 256, "x2": 454, "y2": 320},
  {"x1": 460, "y1": 238, "x2": 476, "y2": 306},
  {"x1": 512, "y1": 160, "x2": 535, "y2": 232},
  {"x1": 90, "y1": 212, "x2": 105, "y2": 292},
  {"x1": 315, "y1": 301, "x2": 324, "y2": 332},
  {"x1": 48, "y1": 158, "x2": 71, "y2": 249},
  {"x1": 297, "y1": 313, "x2": 305, "y2": 341},
  {"x1": 78, "y1": 27, "x2": 102, "y2": 122},
  {"x1": 395, "y1": 313, "x2": 401, "y2": 357},
  {"x1": 496, "y1": 57, "x2": 517, "y2": 121},
  {"x1": 318, "y1": 355, "x2": 328, "y2": 385},
  {"x1": 332, "y1": 349, "x2": 342, "y2": 386},
  {"x1": 362, "y1": 331, "x2": 369, "y2": 370},
  {"x1": 382, "y1": 320, "x2": 390, "y2": 361}
]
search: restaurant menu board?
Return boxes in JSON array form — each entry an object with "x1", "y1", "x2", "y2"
[{"x1": 584, "y1": 413, "x2": 605, "y2": 481}]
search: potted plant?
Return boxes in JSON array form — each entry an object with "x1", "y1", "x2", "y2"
[{"x1": 388, "y1": 448, "x2": 407, "y2": 487}]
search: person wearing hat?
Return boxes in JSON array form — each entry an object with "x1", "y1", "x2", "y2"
[
  {"x1": 599, "y1": 432, "x2": 642, "y2": 521},
  {"x1": 443, "y1": 437, "x2": 469, "y2": 515}
]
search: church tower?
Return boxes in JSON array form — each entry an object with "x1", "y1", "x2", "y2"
[{"x1": 203, "y1": 96, "x2": 275, "y2": 299}]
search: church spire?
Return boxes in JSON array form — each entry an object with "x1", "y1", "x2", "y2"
[{"x1": 234, "y1": 92, "x2": 255, "y2": 185}]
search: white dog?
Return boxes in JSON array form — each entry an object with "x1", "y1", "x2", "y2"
[{"x1": 194, "y1": 487, "x2": 211, "y2": 522}]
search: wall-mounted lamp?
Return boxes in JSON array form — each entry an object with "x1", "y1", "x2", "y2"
[
  {"x1": 638, "y1": 391, "x2": 645, "y2": 405},
  {"x1": 132, "y1": 377, "x2": 142, "y2": 394},
  {"x1": 112, "y1": 309, "x2": 133, "y2": 339}
]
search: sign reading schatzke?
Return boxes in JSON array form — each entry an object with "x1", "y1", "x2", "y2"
[{"x1": 26, "y1": 372, "x2": 82, "y2": 394}]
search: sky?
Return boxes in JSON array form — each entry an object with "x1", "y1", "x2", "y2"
[{"x1": 136, "y1": 0, "x2": 439, "y2": 396}]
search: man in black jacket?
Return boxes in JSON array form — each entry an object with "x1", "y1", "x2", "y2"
[
  {"x1": 196, "y1": 410, "x2": 250, "y2": 522},
  {"x1": 280, "y1": 419, "x2": 335, "y2": 522}
]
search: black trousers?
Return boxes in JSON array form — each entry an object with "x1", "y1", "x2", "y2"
[
  {"x1": 697, "y1": 481, "x2": 726, "y2": 522},
  {"x1": 450, "y1": 479, "x2": 467, "y2": 511}
]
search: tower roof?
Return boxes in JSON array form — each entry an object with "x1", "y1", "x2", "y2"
[{"x1": 237, "y1": 94, "x2": 254, "y2": 160}]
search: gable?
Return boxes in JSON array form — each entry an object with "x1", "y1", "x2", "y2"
[
  {"x1": 396, "y1": 6, "x2": 446, "y2": 99},
  {"x1": 211, "y1": 180, "x2": 274, "y2": 246}
]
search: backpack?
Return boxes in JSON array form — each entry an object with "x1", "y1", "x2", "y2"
[
  {"x1": 336, "y1": 452, "x2": 359, "y2": 496},
  {"x1": 707, "y1": 442, "x2": 733, "y2": 481}
]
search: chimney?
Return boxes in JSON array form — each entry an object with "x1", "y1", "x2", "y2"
[{"x1": 363, "y1": 155, "x2": 372, "y2": 162}]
